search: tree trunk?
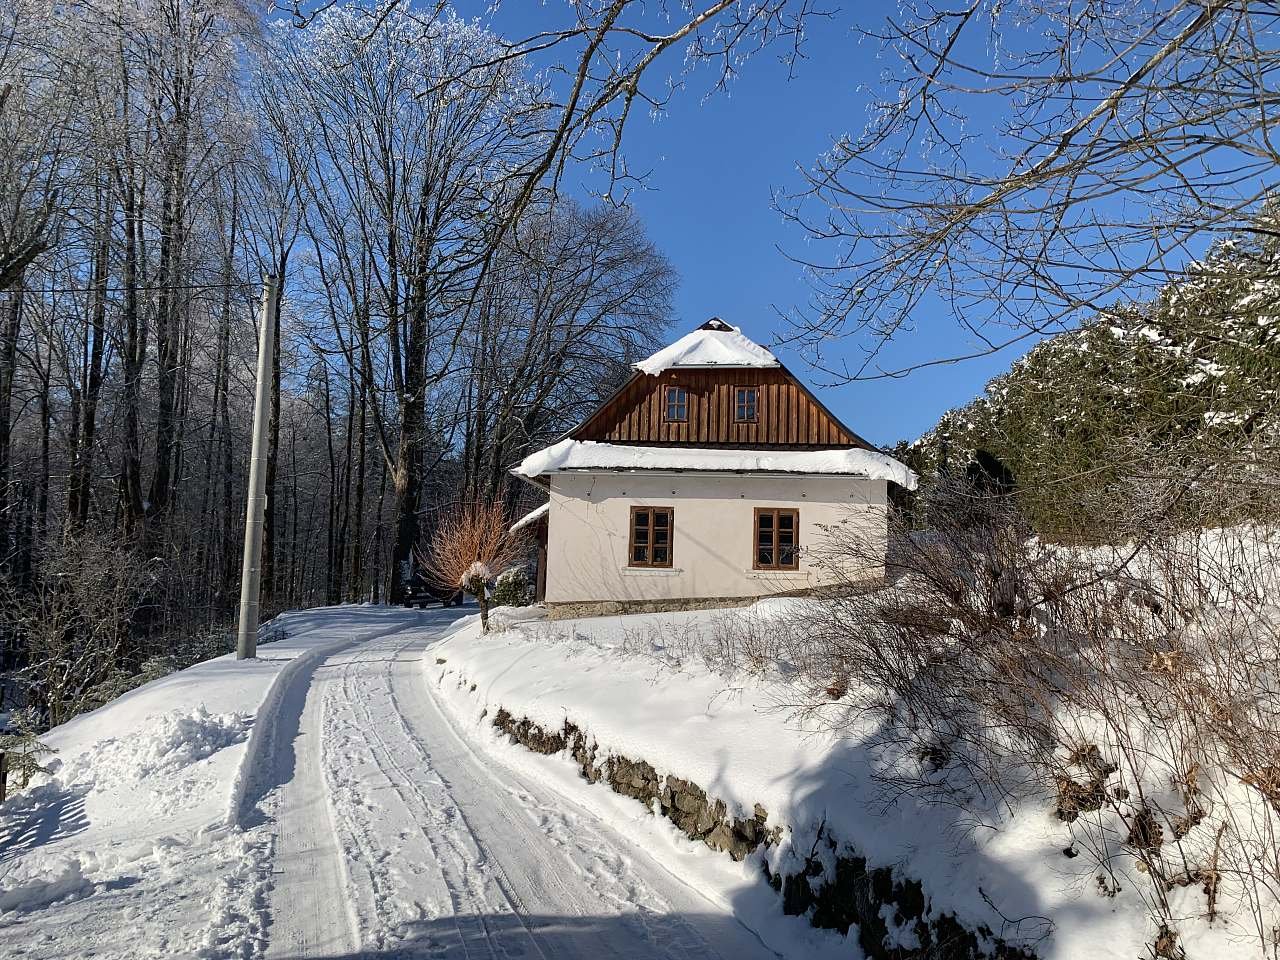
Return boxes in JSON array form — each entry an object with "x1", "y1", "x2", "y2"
[
  {"x1": 347, "y1": 325, "x2": 369, "y2": 602},
  {"x1": 36, "y1": 342, "x2": 50, "y2": 546},
  {"x1": 147, "y1": 134, "x2": 189, "y2": 522},
  {"x1": 371, "y1": 458, "x2": 388, "y2": 604},
  {"x1": 0, "y1": 280, "x2": 22, "y2": 570},
  {"x1": 219, "y1": 326, "x2": 235, "y2": 600},
  {"x1": 69, "y1": 199, "x2": 109, "y2": 528},
  {"x1": 389, "y1": 196, "x2": 432, "y2": 605},
  {"x1": 119, "y1": 169, "x2": 146, "y2": 534},
  {"x1": 322, "y1": 364, "x2": 341, "y2": 604}
]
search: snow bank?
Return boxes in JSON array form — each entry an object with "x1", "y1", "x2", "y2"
[
  {"x1": 431, "y1": 604, "x2": 1254, "y2": 960},
  {"x1": 634, "y1": 322, "x2": 779, "y2": 375},
  {"x1": 515, "y1": 438, "x2": 918, "y2": 488},
  {"x1": 0, "y1": 604, "x2": 428, "y2": 958},
  {"x1": 0, "y1": 856, "x2": 93, "y2": 915},
  {"x1": 57, "y1": 707, "x2": 249, "y2": 787}
]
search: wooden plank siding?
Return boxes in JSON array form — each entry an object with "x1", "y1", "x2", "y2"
[{"x1": 572, "y1": 369, "x2": 865, "y2": 448}]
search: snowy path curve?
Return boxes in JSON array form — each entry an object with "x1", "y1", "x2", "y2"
[{"x1": 256, "y1": 615, "x2": 778, "y2": 960}]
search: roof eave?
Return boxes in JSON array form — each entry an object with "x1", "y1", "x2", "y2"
[
  {"x1": 509, "y1": 468, "x2": 551, "y2": 491},
  {"x1": 517, "y1": 466, "x2": 891, "y2": 480}
]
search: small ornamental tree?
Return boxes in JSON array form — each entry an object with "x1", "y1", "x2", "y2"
[
  {"x1": 419, "y1": 500, "x2": 526, "y2": 633},
  {"x1": 0, "y1": 708, "x2": 55, "y2": 799},
  {"x1": 492, "y1": 566, "x2": 533, "y2": 607}
]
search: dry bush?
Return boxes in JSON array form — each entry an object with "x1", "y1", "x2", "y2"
[
  {"x1": 2, "y1": 532, "x2": 160, "y2": 726},
  {"x1": 799, "y1": 479, "x2": 1280, "y2": 954},
  {"x1": 418, "y1": 498, "x2": 527, "y2": 632},
  {"x1": 619, "y1": 609, "x2": 815, "y2": 678},
  {"x1": 618, "y1": 618, "x2": 708, "y2": 670}
]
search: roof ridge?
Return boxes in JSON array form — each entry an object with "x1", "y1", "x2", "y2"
[{"x1": 634, "y1": 320, "x2": 779, "y2": 375}]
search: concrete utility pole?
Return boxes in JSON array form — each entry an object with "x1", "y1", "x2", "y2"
[{"x1": 236, "y1": 275, "x2": 278, "y2": 660}]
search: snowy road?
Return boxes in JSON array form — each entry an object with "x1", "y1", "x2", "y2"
[{"x1": 252, "y1": 615, "x2": 779, "y2": 960}]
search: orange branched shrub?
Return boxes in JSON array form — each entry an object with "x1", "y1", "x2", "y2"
[{"x1": 418, "y1": 499, "x2": 526, "y2": 631}]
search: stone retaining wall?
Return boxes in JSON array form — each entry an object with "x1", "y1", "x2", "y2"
[{"x1": 488, "y1": 706, "x2": 1037, "y2": 960}]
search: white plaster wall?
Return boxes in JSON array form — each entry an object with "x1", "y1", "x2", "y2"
[{"x1": 544, "y1": 472, "x2": 888, "y2": 603}]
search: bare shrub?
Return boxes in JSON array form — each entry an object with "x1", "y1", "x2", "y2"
[
  {"x1": 2, "y1": 532, "x2": 159, "y2": 726},
  {"x1": 618, "y1": 618, "x2": 708, "y2": 670},
  {"x1": 799, "y1": 478, "x2": 1280, "y2": 953},
  {"x1": 619, "y1": 609, "x2": 813, "y2": 678},
  {"x1": 419, "y1": 499, "x2": 527, "y2": 632}
]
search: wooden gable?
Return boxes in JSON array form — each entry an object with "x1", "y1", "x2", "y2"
[{"x1": 571, "y1": 367, "x2": 867, "y2": 449}]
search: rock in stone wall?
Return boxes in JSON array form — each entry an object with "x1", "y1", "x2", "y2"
[{"x1": 487, "y1": 705, "x2": 1037, "y2": 960}]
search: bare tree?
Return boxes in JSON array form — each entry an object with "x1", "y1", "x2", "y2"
[
  {"x1": 458, "y1": 201, "x2": 674, "y2": 500},
  {"x1": 268, "y1": 6, "x2": 552, "y2": 602},
  {"x1": 281, "y1": 1, "x2": 821, "y2": 215},
  {"x1": 777, "y1": 1, "x2": 1280, "y2": 382},
  {"x1": 0, "y1": 0, "x2": 85, "y2": 291},
  {"x1": 794, "y1": 478, "x2": 1280, "y2": 955}
]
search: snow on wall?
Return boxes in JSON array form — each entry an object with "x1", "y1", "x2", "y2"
[
  {"x1": 431, "y1": 606, "x2": 1257, "y2": 960},
  {"x1": 480, "y1": 702, "x2": 1033, "y2": 959}
]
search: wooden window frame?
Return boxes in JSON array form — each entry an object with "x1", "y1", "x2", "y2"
[
  {"x1": 733, "y1": 385, "x2": 759, "y2": 423},
  {"x1": 662, "y1": 384, "x2": 688, "y2": 423},
  {"x1": 753, "y1": 507, "x2": 800, "y2": 571},
  {"x1": 629, "y1": 506, "x2": 675, "y2": 568}
]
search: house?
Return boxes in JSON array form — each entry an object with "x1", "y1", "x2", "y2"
[{"x1": 510, "y1": 319, "x2": 916, "y2": 609}]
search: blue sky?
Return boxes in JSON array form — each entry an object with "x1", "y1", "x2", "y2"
[{"x1": 465, "y1": 4, "x2": 1035, "y2": 446}]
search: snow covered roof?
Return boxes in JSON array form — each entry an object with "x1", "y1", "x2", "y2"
[
  {"x1": 509, "y1": 502, "x2": 549, "y2": 533},
  {"x1": 634, "y1": 318, "x2": 780, "y2": 376},
  {"x1": 514, "y1": 439, "x2": 918, "y2": 489}
]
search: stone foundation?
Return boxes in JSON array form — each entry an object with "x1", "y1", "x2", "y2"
[
  {"x1": 544, "y1": 590, "x2": 825, "y2": 619},
  {"x1": 542, "y1": 579, "x2": 890, "y2": 620}
]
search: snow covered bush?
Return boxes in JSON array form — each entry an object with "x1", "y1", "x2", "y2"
[
  {"x1": 0, "y1": 708, "x2": 55, "y2": 798},
  {"x1": 800, "y1": 481, "x2": 1280, "y2": 957},
  {"x1": 492, "y1": 566, "x2": 533, "y2": 608}
]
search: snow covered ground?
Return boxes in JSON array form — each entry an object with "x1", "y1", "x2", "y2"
[
  {"x1": 0, "y1": 605, "x2": 425, "y2": 958},
  {"x1": 432, "y1": 602, "x2": 1261, "y2": 960},
  {"x1": 3, "y1": 593, "x2": 1261, "y2": 959},
  {"x1": 0, "y1": 604, "x2": 816, "y2": 959}
]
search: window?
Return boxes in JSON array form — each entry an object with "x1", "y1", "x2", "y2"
[
  {"x1": 663, "y1": 385, "x2": 688, "y2": 422},
  {"x1": 734, "y1": 386, "x2": 758, "y2": 423},
  {"x1": 754, "y1": 508, "x2": 799, "y2": 570},
  {"x1": 630, "y1": 506, "x2": 674, "y2": 567}
]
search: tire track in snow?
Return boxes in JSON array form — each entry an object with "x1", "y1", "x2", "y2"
[
  {"x1": 263, "y1": 618, "x2": 779, "y2": 960},
  {"x1": 253, "y1": 617, "x2": 440, "y2": 960},
  {"x1": 362, "y1": 631, "x2": 709, "y2": 959},
  {"x1": 332, "y1": 630, "x2": 530, "y2": 958}
]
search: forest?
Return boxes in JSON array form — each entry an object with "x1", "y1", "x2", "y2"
[
  {"x1": 0, "y1": 0, "x2": 688, "y2": 717},
  {"x1": 898, "y1": 208, "x2": 1280, "y2": 539}
]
